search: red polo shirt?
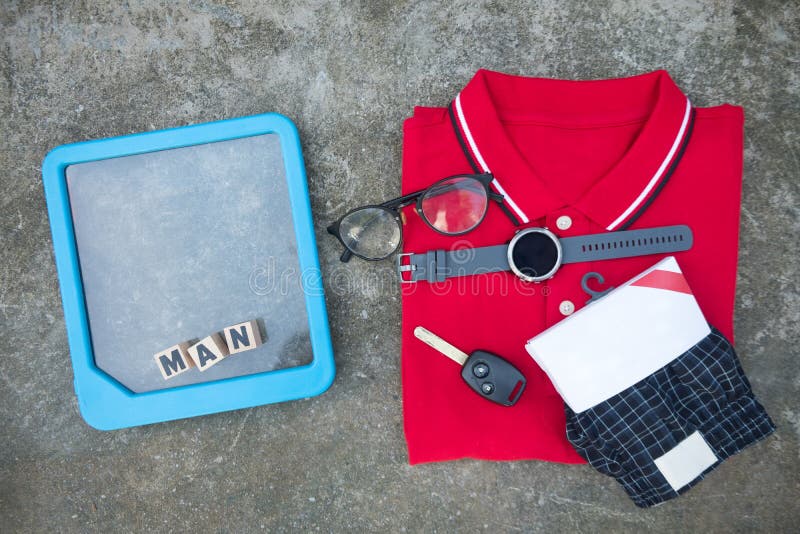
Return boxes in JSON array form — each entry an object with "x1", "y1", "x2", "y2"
[{"x1": 400, "y1": 70, "x2": 744, "y2": 464}]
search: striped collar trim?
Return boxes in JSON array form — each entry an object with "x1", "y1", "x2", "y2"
[{"x1": 452, "y1": 69, "x2": 695, "y2": 231}]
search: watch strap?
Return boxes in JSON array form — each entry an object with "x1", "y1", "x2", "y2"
[
  {"x1": 398, "y1": 224, "x2": 694, "y2": 282},
  {"x1": 398, "y1": 245, "x2": 509, "y2": 283},
  {"x1": 561, "y1": 225, "x2": 693, "y2": 264}
]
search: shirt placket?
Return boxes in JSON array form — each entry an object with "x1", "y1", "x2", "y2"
[{"x1": 542, "y1": 208, "x2": 593, "y2": 328}]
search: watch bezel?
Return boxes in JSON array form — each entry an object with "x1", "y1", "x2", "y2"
[{"x1": 507, "y1": 227, "x2": 563, "y2": 282}]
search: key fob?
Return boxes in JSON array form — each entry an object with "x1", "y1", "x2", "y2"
[{"x1": 461, "y1": 350, "x2": 527, "y2": 406}]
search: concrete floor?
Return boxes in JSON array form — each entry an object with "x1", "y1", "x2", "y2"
[{"x1": 1, "y1": 1, "x2": 799, "y2": 532}]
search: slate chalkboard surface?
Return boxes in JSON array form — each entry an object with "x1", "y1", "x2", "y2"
[{"x1": 66, "y1": 134, "x2": 312, "y2": 393}]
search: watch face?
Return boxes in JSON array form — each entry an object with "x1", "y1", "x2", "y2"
[{"x1": 508, "y1": 228, "x2": 562, "y2": 281}]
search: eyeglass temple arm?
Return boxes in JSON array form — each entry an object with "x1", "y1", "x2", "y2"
[
  {"x1": 380, "y1": 190, "x2": 423, "y2": 210},
  {"x1": 327, "y1": 222, "x2": 354, "y2": 262},
  {"x1": 489, "y1": 192, "x2": 521, "y2": 226}
]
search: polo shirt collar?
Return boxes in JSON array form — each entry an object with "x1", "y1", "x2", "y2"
[{"x1": 452, "y1": 69, "x2": 693, "y2": 230}]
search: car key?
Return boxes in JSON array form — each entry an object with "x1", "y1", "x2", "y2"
[{"x1": 414, "y1": 326, "x2": 527, "y2": 406}]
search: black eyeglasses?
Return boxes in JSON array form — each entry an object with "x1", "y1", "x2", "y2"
[{"x1": 327, "y1": 173, "x2": 520, "y2": 262}]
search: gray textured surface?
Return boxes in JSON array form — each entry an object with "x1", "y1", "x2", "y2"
[
  {"x1": 1, "y1": 1, "x2": 798, "y2": 532},
  {"x1": 67, "y1": 134, "x2": 311, "y2": 393}
]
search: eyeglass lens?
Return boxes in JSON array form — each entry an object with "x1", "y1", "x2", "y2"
[
  {"x1": 339, "y1": 207, "x2": 402, "y2": 260},
  {"x1": 419, "y1": 176, "x2": 488, "y2": 234}
]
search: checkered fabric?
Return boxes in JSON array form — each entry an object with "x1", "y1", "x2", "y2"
[{"x1": 565, "y1": 327, "x2": 775, "y2": 508}]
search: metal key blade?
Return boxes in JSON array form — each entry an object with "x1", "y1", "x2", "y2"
[{"x1": 414, "y1": 326, "x2": 469, "y2": 366}]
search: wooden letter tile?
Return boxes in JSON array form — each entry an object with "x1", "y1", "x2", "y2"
[
  {"x1": 187, "y1": 333, "x2": 230, "y2": 372},
  {"x1": 223, "y1": 320, "x2": 263, "y2": 355},
  {"x1": 154, "y1": 342, "x2": 194, "y2": 380}
]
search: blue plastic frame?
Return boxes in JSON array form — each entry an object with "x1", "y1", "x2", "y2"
[{"x1": 42, "y1": 113, "x2": 335, "y2": 430}]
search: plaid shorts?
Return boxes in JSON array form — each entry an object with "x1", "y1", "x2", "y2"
[{"x1": 565, "y1": 327, "x2": 775, "y2": 508}]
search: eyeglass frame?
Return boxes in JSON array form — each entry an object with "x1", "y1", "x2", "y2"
[{"x1": 326, "y1": 173, "x2": 521, "y2": 262}]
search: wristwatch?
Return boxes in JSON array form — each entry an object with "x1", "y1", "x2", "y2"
[{"x1": 397, "y1": 225, "x2": 693, "y2": 283}]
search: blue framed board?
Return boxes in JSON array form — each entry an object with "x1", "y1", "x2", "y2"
[{"x1": 42, "y1": 113, "x2": 335, "y2": 430}]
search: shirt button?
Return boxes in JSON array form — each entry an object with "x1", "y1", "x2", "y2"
[
  {"x1": 556, "y1": 215, "x2": 572, "y2": 230},
  {"x1": 559, "y1": 300, "x2": 575, "y2": 316}
]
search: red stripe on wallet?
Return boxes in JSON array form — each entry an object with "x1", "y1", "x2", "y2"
[{"x1": 631, "y1": 269, "x2": 692, "y2": 295}]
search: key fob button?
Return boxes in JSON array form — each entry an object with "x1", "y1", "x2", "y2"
[
  {"x1": 462, "y1": 350, "x2": 527, "y2": 406},
  {"x1": 472, "y1": 363, "x2": 489, "y2": 378}
]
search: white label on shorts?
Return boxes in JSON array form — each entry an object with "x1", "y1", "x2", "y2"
[{"x1": 654, "y1": 431, "x2": 718, "y2": 491}]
